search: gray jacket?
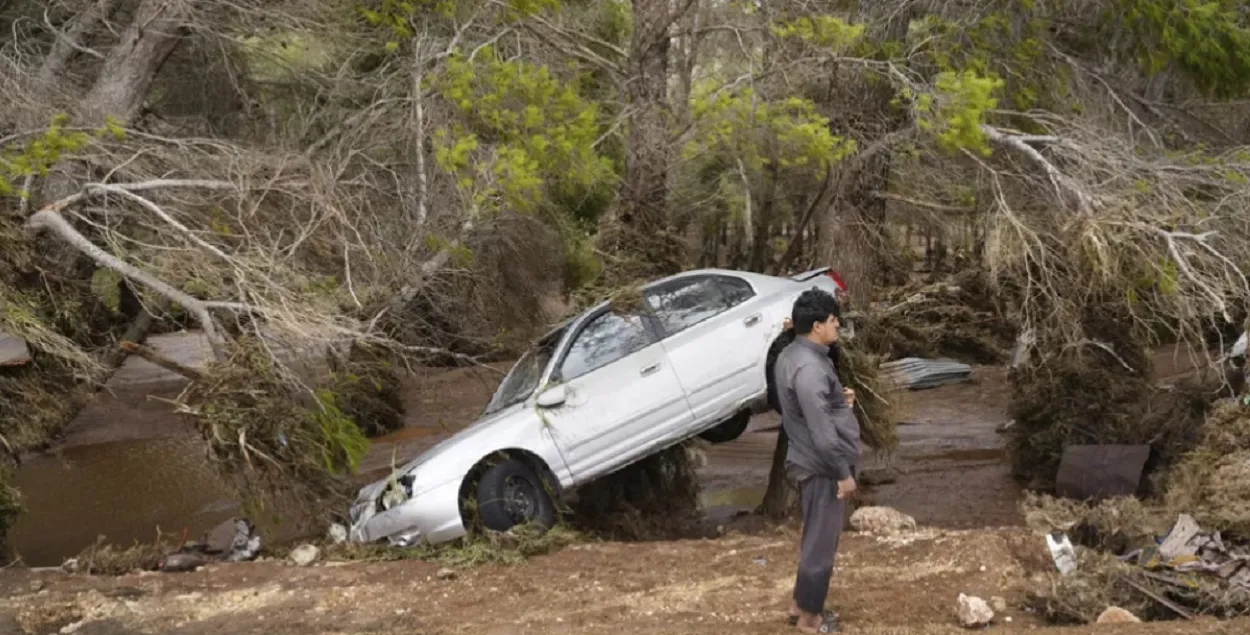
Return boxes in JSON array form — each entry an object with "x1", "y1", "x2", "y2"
[{"x1": 774, "y1": 337, "x2": 861, "y2": 480}]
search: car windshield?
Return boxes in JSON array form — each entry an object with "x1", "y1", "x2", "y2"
[{"x1": 484, "y1": 327, "x2": 565, "y2": 414}]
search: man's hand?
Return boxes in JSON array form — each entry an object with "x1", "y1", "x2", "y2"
[
  {"x1": 842, "y1": 387, "x2": 855, "y2": 408},
  {"x1": 837, "y1": 476, "x2": 857, "y2": 500}
]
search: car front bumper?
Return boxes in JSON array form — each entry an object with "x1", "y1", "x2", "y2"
[{"x1": 347, "y1": 476, "x2": 468, "y2": 547}]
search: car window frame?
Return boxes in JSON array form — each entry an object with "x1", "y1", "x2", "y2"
[
  {"x1": 644, "y1": 274, "x2": 741, "y2": 339},
  {"x1": 713, "y1": 274, "x2": 757, "y2": 309},
  {"x1": 548, "y1": 305, "x2": 664, "y2": 383}
]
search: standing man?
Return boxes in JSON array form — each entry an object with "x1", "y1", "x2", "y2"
[{"x1": 774, "y1": 289, "x2": 862, "y2": 633}]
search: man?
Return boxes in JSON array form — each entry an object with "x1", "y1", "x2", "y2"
[{"x1": 774, "y1": 289, "x2": 862, "y2": 633}]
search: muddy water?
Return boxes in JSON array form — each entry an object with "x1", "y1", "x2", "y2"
[{"x1": 9, "y1": 437, "x2": 237, "y2": 566}]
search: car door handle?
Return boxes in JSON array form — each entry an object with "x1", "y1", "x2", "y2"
[
  {"x1": 640, "y1": 363, "x2": 661, "y2": 377},
  {"x1": 743, "y1": 313, "x2": 762, "y2": 327}
]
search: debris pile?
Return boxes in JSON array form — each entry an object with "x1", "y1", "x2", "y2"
[
  {"x1": 64, "y1": 518, "x2": 264, "y2": 575},
  {"x1": 857, "y1": 270, "x2": 1016, "y2": 365},
  {"x1": 1024, "y1": 496, "x2": 1250, "y2": 623},
  {"x1": 569, "y1": 443, "x2": 703, "y2": 540}
]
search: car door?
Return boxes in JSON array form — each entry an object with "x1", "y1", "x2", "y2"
[
  {"x1": 538, "y1": 308, "x2": 694, "y2": 482},
  {"x1": 645, "y1": 274, "x2": 767, "y2": 425}
]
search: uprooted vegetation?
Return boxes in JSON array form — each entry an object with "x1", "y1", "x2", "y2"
[
  {"x1": 1005, "y1": 302, "x2": 1212, "y2": 489},
  {"x1": 177, "y1": 338, "x2": 371, "y2": 524}
]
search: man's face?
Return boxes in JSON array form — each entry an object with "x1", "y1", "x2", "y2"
[{"x1": 811, "y1": 315, "x2": 840, "y2": 345}]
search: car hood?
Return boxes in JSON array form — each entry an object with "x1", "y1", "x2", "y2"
[{"x1": 393, "y1": 401, "x2": 526, "y2": 475}]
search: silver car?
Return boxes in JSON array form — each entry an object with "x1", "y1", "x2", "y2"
[{"x1": 347, "y1": 267, "x2": 851, "y2": 546}]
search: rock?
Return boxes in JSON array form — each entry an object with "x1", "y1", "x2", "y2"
[
  {"x1": 436, "y1": 567, "x2": 457, "y2": 580},
  {"x1": 850, "y1": 506, "x2": 917, "y2": 535},
  {"x1": 990, "y1": 596, "x2": 1008, "y2": 613},
  {"x1": 29, "y1": 580, "x2": 45, "y2": 593},
  {"x1": 328, "y1": 523, "x2": 348, "y2": 545},
  {"x1": 1096, "y1": 607, "x2": 1141, "y2": 624},
  {"x1": 957, "y1": 593, "x2": 994, "y2": 628},
  {"x1": 289, "y1": 544, "x2": 320, "y2": 567}
]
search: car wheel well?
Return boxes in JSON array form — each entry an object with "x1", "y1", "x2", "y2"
[{"x1": 457, "y1": 449, "x2": 561, "y2": 529}]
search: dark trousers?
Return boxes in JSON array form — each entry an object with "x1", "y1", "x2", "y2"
[{"x1": 793, "y1": 475, "x2": 846, "y2": 614}]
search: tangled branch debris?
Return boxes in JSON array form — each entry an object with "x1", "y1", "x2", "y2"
[
  {"x1": 858, "y1": 270, "x2": 1016, "y2": 365},
  {"x1": 178, "y1": 338, "x2": 369, "y2": 522}
]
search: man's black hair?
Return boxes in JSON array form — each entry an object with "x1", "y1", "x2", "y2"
[{"x1": 791, "y1": 288, "x2": 841, "y2": 335}]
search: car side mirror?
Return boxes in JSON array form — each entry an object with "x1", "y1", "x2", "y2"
[{"x1": 535, "y1": 384, "x2": 567, "y2": 408}]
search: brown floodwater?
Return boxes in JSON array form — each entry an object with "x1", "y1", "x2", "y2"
[{"x1": 8, "y1": 436, "x2": 238, "y2": 566}]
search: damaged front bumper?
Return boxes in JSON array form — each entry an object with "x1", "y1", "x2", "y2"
[{"x1": 347, "y1": 471, "x2": 467, "y2": 547}]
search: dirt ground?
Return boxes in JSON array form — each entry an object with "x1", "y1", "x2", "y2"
[
  {"x1": 5, "y1": 356, "x2": 1242, "y2": 634},
  {"x1": 2, "y1": 525, "x2": 1244, "y2": 635}
]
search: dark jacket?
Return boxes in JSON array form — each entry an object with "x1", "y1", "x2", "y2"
[{"x1": 774, "y1": 337, "x2": 861, "y2": 480}]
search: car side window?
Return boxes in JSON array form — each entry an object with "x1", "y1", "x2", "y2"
[
  {"x1": 559, "y1": 311, "x2": 656, "y2": 380},
  {"x1": 715, "y1": 275, "x2": 756, "y2": 307},
  {"x1": 645, "y1": 276, "x2": 732, "y2": 336}
]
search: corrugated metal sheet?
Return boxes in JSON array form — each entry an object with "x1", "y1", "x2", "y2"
[{"x1": 879, "y1": 357, "x2": 972, "y2": 390}]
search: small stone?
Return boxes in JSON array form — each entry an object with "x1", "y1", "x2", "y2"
[
  {"x1": 1096, "y1": 607, "x2": 1141, "y2": 624},
  {"x1": 328, "y1": 523, "x2": 348, "y2": 545},
  {"x1": 957, "y1": 593, "x2": 994, "y2": 628},
  {"x1": 990, "y1": 596, "x2": 1008, "y2": 612},
  {"x1": 850, "y1": 506, "x2": 918, "y2": 535},
  {"x1": 1004, "y1": 617, "x2": 1013, "y2": 624},
  {"x1": 29, "y1": 580, "x2": 44, "y2": 593},
  {"x1": 436, "y1": 567, "x2": 457, "y2": 580},
  {"x1": 289, "y1": 544, "x2": 320, "y2": 567},
  {"x1": 979, "y1": 565, "x2": 987, "y2": 572}
]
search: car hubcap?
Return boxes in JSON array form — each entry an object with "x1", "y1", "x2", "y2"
[{"x1": 502, "y1": 475, "x2": 538, "y2": 524}]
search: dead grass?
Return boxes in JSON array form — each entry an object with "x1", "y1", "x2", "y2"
[
  {"x1": 1164, "y1": 400, "x2": 1250, "y2": 538},
  {"x1": 328, "y1": 523, "x2": 584, "y2": 567},
  {"x1": 69, "y1": 534, "x2": 175, "y2": 575},
  {"x1": 839, "y1": 342, "x2": 903, "y2": 453}
]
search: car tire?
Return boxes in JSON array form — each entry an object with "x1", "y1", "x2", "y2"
[
  {"x1": 475, "y1": 459, "x2": 557, "y2": 533},
  {"x1": 699, "y1": 410, "x2": 751, "y2": 444}
]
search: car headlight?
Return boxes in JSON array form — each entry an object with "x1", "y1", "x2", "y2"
[{"x1": 377, "y1": 473, "x2": 415, "y2": 512}]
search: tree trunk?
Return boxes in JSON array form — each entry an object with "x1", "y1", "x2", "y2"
[
  {"x1": 610, "y1": 0, "x2": 674, "y2": 274},
  {"x1": 759, "y1": 428, "x2": 797, "y2": 518},
  {"x1": 78, "y1": 0, "x2": 194, "y2": 125},
  {"x1": 38, "y1": 0, "x2": 121, "y2": 85}
]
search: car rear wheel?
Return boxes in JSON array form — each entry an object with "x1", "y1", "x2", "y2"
[
  {"x1": 475, "y1": 459, "x2": 557, "y2": 533},
  {"x1": 699, "y1": 410, "x2": 751, "y2": 444}
]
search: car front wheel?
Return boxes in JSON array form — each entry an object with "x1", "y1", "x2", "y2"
[{"x1": 475, "y1": 459, "x2": 557, "y2": 533}]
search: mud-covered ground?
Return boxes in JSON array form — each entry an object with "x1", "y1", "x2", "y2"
[
  {"x1": 5, "y1": 354, "x2": 1240, "y2": 634},
  {"x1": 2, "y1": 525, "x2": 1243, "y2": 635}
]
